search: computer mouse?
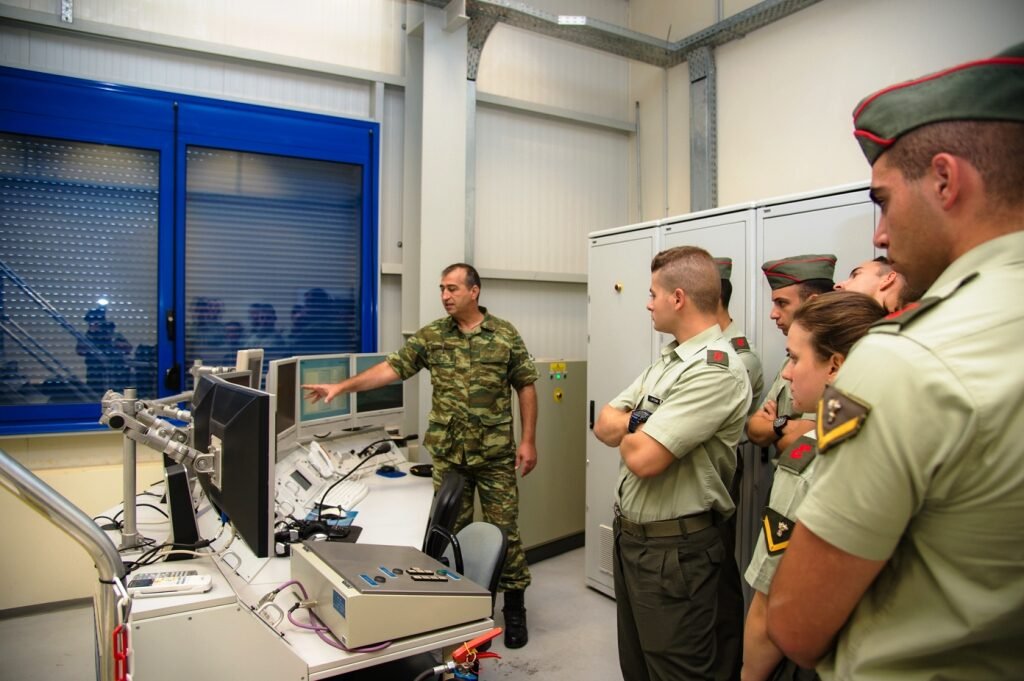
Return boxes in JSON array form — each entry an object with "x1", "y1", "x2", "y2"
[{"x1": 378, "y1": 464, "x2": 397, "y2": 474}]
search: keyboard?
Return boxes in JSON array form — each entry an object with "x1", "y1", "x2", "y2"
[{"x1": 319, "y1": 478, "x2": 369, "y2": 511}]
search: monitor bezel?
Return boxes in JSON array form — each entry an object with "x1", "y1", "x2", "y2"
[
  {"x1": 350, "y1": 352, "x2": 405, "y2": 429},
  {"x1": 295, "y1": 353, "x2": 354, "y2": 442},
  {"x1": 266, "y1": 356, "x2": 298, "y2": 457},
  {"x1": 191, "y1": 372, "x2": 275, "y2": 559}
]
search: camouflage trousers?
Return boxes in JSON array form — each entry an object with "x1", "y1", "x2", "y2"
[{"x1": 431, "y1": 454, "x2": 531, "y2": 592}]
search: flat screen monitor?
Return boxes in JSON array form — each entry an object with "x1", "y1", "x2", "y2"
[
  {"x1": 191, "y1": 373, "x2": 274, "y2": 558},
  {"x1": 352, "y1": 353, "x2": 404, "y2": 425},
  {"x1": 266, "y1": 357, "x2": 298, "y2": 458},
  {"x1": 296, "y1": 354, "x2": 352, "y2": 439},
  {"x1": 235, "y1": 348, "x2": 265, "y2": 390}
]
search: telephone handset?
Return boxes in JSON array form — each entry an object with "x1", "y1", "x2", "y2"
[{"x1": 307, "y1": 440, "x2": 336, "y2": 479}]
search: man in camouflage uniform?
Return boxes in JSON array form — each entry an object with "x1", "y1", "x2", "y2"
[{"x1": 303, "y1": 263, "x2": 538, "y2": 648}]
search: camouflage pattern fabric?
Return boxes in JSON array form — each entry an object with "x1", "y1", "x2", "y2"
[
  {"x1": 386, "y1": 308, "x2": 538, "y2": 465},
  {"x1": 433, "y1": 454, "x2": 530, "y2": 591},
  {"x1": 387, "y1": 307, "x2": 537, "y2": 589}
]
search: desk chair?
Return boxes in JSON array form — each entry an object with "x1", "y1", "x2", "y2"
[
  {"x1": 422, "y1": 470, "x2": 466, "y2": 561},
  {"x1": 441, "y1": 521, "x2": 508, "y2": 613}
]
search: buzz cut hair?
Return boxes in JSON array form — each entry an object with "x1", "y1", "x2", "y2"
[{"x1": 650, "y1": 246, "x2": 721, "y2": 315}]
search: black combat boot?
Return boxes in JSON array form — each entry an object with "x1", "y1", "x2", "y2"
[{"x1": 502, "y1": 589, "x2": 528, "y2": 648}]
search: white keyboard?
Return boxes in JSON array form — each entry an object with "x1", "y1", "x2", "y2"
[{"x1": 319, "y1": 478, "x2": 369, "y2": 511}]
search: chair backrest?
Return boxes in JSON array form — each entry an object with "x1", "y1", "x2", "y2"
[
  {"x1": 442, "y1": 521, "x2": 508, "y2": 611},
  {"x1": 421, "y1": 470, "x2": 466, "y2": 559}
]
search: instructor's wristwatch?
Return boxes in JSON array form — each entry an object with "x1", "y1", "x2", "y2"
[
  {"x1": 628, "y1": 409, "x2": 652, "y2": 433},
  {"x1": 772, "y1": 415, "x2": 790, "y2": 440}
]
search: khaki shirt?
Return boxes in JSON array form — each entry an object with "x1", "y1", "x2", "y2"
[
  {"x1": 797, "y1": 230, "x2": 1024, "y2": 681},
  {"x1": 611, "y1": 324, "x2": 751, "y2": 522},
  {"x1": 724, "y1": 320, "x2": 764, "y2": 414},
  {"x1": 744, "y1": 433, "x2": 819, "y2": 594},
  {"x1": 387, "y1": 308, "x2": 537, "y2": 464}
]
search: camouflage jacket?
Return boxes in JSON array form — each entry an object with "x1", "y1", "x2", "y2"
[{"x1": 386, "y1": 308, "x2": 537, "y2": 463}]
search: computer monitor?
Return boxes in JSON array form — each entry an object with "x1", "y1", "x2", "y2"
[
  {"x1": 352, "y1": 353, "x2": 404, "y2": 427},
  {"x1": 266, "y1": 357, "x2": 298, "y2": 457},
  {"x1": 235, "y1": 348, "x2": 265, "y2": 390},
  {"x1": 191, "y1": 373, "x2": 275, "y2": 558},
  {"x1": 296, "y1": 354, "x2": 352, "y2": 440}
]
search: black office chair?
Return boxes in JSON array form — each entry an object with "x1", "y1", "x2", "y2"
[{"x1": 421, "y1": 470, "x2": 466, "y2": 561}]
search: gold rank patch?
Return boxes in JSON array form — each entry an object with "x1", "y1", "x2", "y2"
[
  {"x1": 762, "y1": 507, "x2": 794, "y2": 555},
  {"x1": 816, "y1": 384, "x2": 871, "y2": 453}
]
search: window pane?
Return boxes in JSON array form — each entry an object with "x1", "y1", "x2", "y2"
[
  {"x1": 185, "y1": 147, "x2": 362, "y2": 381},
  {"x1": 0, "y1": 132, "x2": 159, "y2": 406}
]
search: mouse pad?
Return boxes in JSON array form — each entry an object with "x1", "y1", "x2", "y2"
[
  {"x1": 376, "y1": 468, "x2": 406, "y2": 478},
  {"x1": 305, "y1": 510, "x2": 358, "y2": 527},
  {"x1": 409, "y1": 464, "x2": 433, "y2": 477}
]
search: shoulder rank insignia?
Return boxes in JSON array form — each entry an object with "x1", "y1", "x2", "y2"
[
  {"x1": 777, "y1": 435, "x2": 818, "y2": 475},
  {"x1": 874, "y1": 296, "x2": 941, "y2": 328},
  {"x1": 730, "y1": 336, "x2": 751, "y2": 353},
  {"x1": 816, "y1": 384, "x2": 871, "y2": 453},
  {"x1": 762, "y1": 507, "x2": 794, "y2": 555},
  {"x1": 706, "y1": 349, "x2": 729, "y2": 367}
]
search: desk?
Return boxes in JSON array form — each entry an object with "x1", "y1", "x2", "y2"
[{"x1": 117, "y1": 463, "x2": 493, "y2": 681}]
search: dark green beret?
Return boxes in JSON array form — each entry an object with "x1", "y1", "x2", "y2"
[
  {"x1": 853, "y1": 42, "x2": 1024, "y2": 164},
  {"x1": 714, "y1": 257, "x2": 732, "y2": 281},
  {"x1": 761, "y1": 254, "x2": 837, "y2": 290}
]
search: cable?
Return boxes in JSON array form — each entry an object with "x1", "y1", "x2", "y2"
[{"x1": 315, "y1": 439, "x2": 392, "y2": 523}]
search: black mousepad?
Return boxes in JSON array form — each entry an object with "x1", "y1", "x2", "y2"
[{"x1": 409, "y1": 464, "x2": 433, "y2": 477}]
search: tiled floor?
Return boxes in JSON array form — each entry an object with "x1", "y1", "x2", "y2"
[{"x1": 0, "y1": 547, "x2": 623, "y2": 680}]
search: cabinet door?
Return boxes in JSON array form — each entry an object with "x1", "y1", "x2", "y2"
[
  {"x1": 756, "y1": 191, "x2": 877, "y2": 389},
  {"x1": 662, "y1": 209, "x2": 755, "y2": 343},
  {"x1": 585, "y1": 229, "x2": 656, "y2": 596}
]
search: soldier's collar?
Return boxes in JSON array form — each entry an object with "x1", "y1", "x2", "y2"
[{"x1": 670, "y1": 324, "x2": 724, "y2": 363}]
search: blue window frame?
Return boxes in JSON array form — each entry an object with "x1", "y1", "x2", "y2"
[{"x1": 0, "y1": 67, "x2": 379, "y2": 435}]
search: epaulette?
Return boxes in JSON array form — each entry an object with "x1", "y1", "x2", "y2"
[
  {"x1": 777, "y1": 435, "x2": 817, "y2": 475},
  {"x1": 873, "y1": 296, "x2": 940, "y2": 329},
  {"x1": 761, "y1": 506, "x2": 794, "y2": 555},
  {"x1": 816, "y1": 384, "x2": 871, "y2": 453},
  {"x1": 706, "y1": 349, "x2": 729, "y2": 367},
  {"x1": 874, "y1": 272, "x2": 978, "y2": 330},
  {"x1": 730, "y1": 336, "x2": 752, "y2": 353}
]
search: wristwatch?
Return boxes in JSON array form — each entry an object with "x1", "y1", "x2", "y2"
[
  {"x1": 628, "y1": 409, "x2": 652, "y2": 433},
  {"x1": 772, "y1": 415, "x2": 790, "y2": 440}
]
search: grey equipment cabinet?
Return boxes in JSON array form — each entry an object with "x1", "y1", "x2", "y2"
[{"x1": 585, "y1": 222, "x2": 660, "y2": 596}]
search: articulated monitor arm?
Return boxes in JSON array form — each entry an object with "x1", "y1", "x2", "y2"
[{"x1": 99, "y1": 390, "x2": 216, "y2": 475}]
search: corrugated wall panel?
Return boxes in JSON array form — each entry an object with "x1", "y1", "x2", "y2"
[
  {"x1": 481, "y1": 281, "x2": 587, "y2": 361},
  {"x1": 474, "y1": 105, "x2": 628, "y2": 274},
  {"x1": 476, "y1": 10, "x2": 630, "y2": 121},
  {"x1": 49, "y1": 0, "x2": 406, "y2": 77},
  {"x1": 0, "y1": 25, "x2": 373, "y2": 119}
]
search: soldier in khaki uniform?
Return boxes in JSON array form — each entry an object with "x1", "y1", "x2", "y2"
[
  {"x1": 303, "y1": 263, "x2": 538, "y2": 648},
  {"x1": 594, "y1": 246, "x2": 751, "y2": 681},
  {"x1": 832, "y1": 256, "x2": 908, "y2": 313},
  {"x1": 767, "y1": 43, "x2": 1024, "y2": 680},
  {"x1": 712, "y1": 256, "x2": 763, "y2": 681},
  {"x1": 746, "y1": 255, "x2": 836, "y2": 453},
  {"x1": 741, "y1": 292, "x2": 884, "y2": 681}
]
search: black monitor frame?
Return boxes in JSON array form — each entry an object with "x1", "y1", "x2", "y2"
[{"x1": 192, "y1": 373, "x2": 274, "y2": 558}]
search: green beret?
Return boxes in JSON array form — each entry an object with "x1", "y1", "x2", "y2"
[
  {"x1": 853, "y1": 42, "x2": 1024, "y2": 164},
  {"x1": 714, "y1": 257, "x2": 732, "y2": 281},
  {"x1": 762, "y1": 254, "x2": 837, "y2": 290}
]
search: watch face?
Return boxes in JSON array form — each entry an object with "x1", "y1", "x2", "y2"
[{"x1": 773, "y1": 416, "x2": 789, "y2": 429}]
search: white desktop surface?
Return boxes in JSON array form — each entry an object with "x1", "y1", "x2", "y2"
[{"x1": 111, "y1": 461, "x2": 492, "y2": 681}]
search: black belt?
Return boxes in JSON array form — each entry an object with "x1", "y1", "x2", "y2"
[{"x1": 615, "y1": 507, "x2": 714, "y2": 538}]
